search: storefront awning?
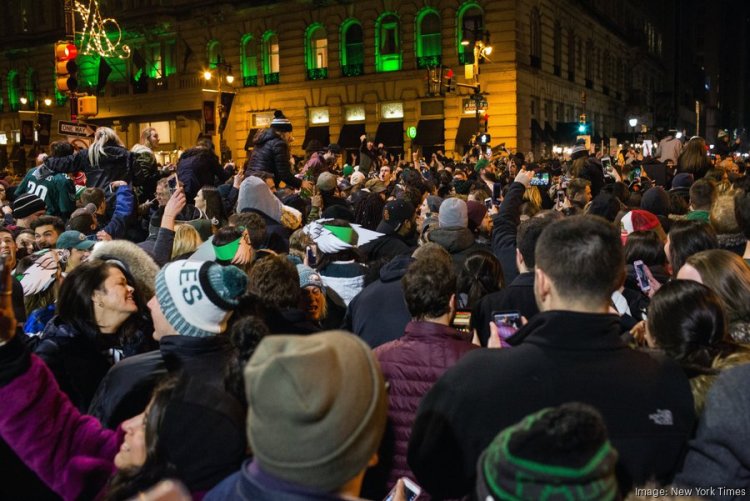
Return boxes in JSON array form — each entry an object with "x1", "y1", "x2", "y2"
[
  {"x1": 413, "y1": 119, "x2": 445, "y2": 146},
  {"x1": 531, "y1": 119, "x2": 545, "y2": 144},
  {"x1": 544, "y1": 122, "x2": 556, "y2": 144},
  {"x1": 338, "y1": 123, "x2": 366, "y2": 149},
  {"x1": 375, "y1": 121, "x2": 404, "y2": 148},
  {"x1": 455, "y1": 117, "x2": 478, "y2": 152},
  {"x1": 302, "y1": 125, "x2": 330, "y2": 151}
]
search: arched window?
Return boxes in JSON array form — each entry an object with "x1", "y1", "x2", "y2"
[
  {"x1": 375, "y1": 12, "x2": 401, "y2": 72},
  {"x1": 207, "y1": 39, "x2": 222, "y2": 68},
  {"x1": 305, "y1": 23, "x2": 328, "y2": 80},
  {"x1": 585, "y1": 38, "x2": 594, "y2": 88},
  {"x1": 553, "y1": 21, "x2": 561, "y2": 76},
  {"x1": 567, "y1": 28, "x2": 575, "y2": 81},
  {"x1": 457, "y1": 2, "x2": 484, "y2": 65},
  {"x1": 530, "y1": 7, "x2": 541, "y2": 68},
  {"x1": 241, "y1": 34, "x2": 258, "y2": 87},
  {"x1": 340, "y1": 19, "x2": 364, "y2": 77},
  {"x1": 262, "y1": 31, "x2": 280, "y2": 84},
  {"x1": 415, "y1": 7, "x2": 441, "y2": 69},
  {"x1": 26, "y1": 69, "x2": 38, "y2": 107},
  {"x1": 7, "y1": 70, "x2": 20, "y2": 112}
]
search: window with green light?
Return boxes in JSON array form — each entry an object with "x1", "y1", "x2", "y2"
[
  {"x1": 77, "y1": 53, "x2": 99, "y2": 90},
  {"x1": 207, "y1": 40, "x2": 222, "y2": 69},
  {"x1": 305, "y1": 23, "x2": 328, "y2": 80},
  {"x1": 340, "y1": 19, "x2": 364, "y2": 77},
  {"x1": 375, "y1": 12, "x2": 401, "y2": 73},
  {"x1": 7, "y1": 70, "x2": 20, "y2": 112},
  {"x1": 25, "y1": 69, "x2": 37, "y2": 107},
  {"x1": 457, "y1": 2, "x2": 484, "y2": 65},
  {"x1": 241, "y1": 34, "x2": 258, "y2": 87},
  {"x1": 147, "y1": 43, "x2": 162, "y2": 79},
  {"x1": 262, "y1": 31, "x2": 280, "y2": 84},
  {"x1": 415, "y1": 8, "x2": 441, "y2": 69}
]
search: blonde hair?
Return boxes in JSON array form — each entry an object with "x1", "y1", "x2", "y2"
[
  {"x1": 685, "y1": 249, "x2": 750, "y2": 326},
  {"x1": 710, "y1": 193, "x2": 740, "y2": 234},
  {"x1": 87, "y1": 127, "x2": 124, "y2": 167},
  {"x1": 171, "y1": 224, "x2": 203, "y2": 259}
]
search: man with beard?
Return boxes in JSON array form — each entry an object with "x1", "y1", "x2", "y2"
[
  {"x1": 30, "y1": 216, "x2": 65, "y2": 250},
  {"x1": 359, "y1": 199, "x2": 417, "y2": 262}
]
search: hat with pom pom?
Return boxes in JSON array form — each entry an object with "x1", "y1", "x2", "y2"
[
  {"x1": 271, "y1": 110, "x2": 293, "y2": 132},
  {"x1": 155, "y1": 259, "x2": 247, "y2": 337}
]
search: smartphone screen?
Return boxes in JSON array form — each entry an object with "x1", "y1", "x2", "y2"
[
  {"x1": 492, "y1": 182, "x2": 502, "y2": 205},
  {"x1": 634, "y1": 260, "x2": 651, "y2": 292},
  {"x1": 601, "y1": 156, "x2": 612, "y2": 173},
  {"x1": 384, "y1": 478, "x2": 422, "y2": 501},
  {"x1": 306, "y1": 246, "x2": 317, "y2": 268},
  {"x1": 453, "y1": 310, "x2": 471, "y2": 330},
  {"x1": 530, "y1": 172, "x2": 549, "y2": 186},
  {"x1": 484, "y1": 197, "x2": 493, "y2": 210},
  {"x1": 493, "y1": 311, "x2": 521, "y2": 347}
]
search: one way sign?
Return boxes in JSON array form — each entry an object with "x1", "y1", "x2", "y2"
[{"x1": 58, "y1": 120, "x2": 97, "y2": 138}]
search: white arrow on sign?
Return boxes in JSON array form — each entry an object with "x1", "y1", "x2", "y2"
[{"x1": 58, "y1": 120, "x2": 97, "y2": 138}]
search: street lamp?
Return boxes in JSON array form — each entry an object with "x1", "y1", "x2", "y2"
[
  {"x1": 43, "y1": 96, "x2": 52, "y2": 107},
  {"x1": 19, "y1": 96, "x2": 28, "y2": 108},
  {"x1": 628, "y1": 118, "x2": 638, "y2": 128},
  {"x1": 202, "y1": 56, "x2": 235, "y2": 162}
]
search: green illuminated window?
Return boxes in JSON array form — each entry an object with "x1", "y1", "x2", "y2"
[
  {"x1": 415, "y1": 8, "x2": 441, "y2": 69},
  {"x1": 207, "y1": 40, "x2": 222, "y2": 69},
  {"x1": 7, "y1": 70, "x2": 20, "y2": 112},
  {"x1": 262, "y1": 31, "x2": 280, "y2": 84},
  {"x1": 457, "y1": 2, "x2": 484, "y2": 65},
  {"x1": 25, "y1": 69, "x2": 37, "y2": 107},
  {"x1": 340, "y1": 19, "x2": 364, "y2": 77},
  {"x1": 147, "y1": 43, "x2": 162, "y2": 78},
  {"x1": 77, "y1": 53, "x2": 99, "y2": 90},
  {"x1": 241, "y1": 34, "x2": 258, "y2": 87},
  {"x1": 375, "y1": 13, "x2": 401, "y2": 73},
  {"x1": 305, "y1": 23, "x2": 328, "y2": 80}
]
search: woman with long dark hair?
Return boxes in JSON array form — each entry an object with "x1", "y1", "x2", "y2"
[
  {"x1": 456, "y1": 250, "x2": 505, "y2": 310},
  {"x1": 640, "y1": 280, "x2": 750, "y2": 412},
  {"x1": 194, "y1": 185, "x2": 228, "y2": 229},
  {"x1": 34, "y1": 260, "x2": 146, "y2": 411},
  {"x1": 664, "y1": 220, "x2": 718, "y2": 277}
]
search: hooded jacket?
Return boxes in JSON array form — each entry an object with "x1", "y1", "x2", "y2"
[
  {"x1": 427, "y1": 226, "x2": 487, "y2": 274},
  {"x1": 246, "y1": 128, "x2": 300, "y2": 189},
  {"x1": 344, "y1": 255, "x2": 413, "y2": 348}
]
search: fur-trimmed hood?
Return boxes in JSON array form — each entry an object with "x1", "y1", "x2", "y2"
[{"x1": 90, "y1": 239, "x2": 160, "y2": 299}]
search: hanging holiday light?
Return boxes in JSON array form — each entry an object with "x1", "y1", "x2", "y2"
[{"x1": 74, "y1": 0, "x2": 131, "y2": 59}]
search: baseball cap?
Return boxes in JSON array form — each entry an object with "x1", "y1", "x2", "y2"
[{"x1": 56, "y1": 230, "x2": 95, "y2": 251}]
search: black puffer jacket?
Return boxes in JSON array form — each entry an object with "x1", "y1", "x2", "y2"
[
  {"x1": 246, "y1": 128, "x2": 300, "y2": 188},
  {"x1": 44, "y1": 143, "x2": 133, "y2": 189}
]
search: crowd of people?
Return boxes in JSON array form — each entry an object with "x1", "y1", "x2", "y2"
[{"x1": 0, "y1": 112, "x2": 749, "y2": 501}]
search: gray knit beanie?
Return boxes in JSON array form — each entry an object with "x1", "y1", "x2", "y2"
[
  {"x1": 155, "y1": 260, "x2": 247, "y2": 337},
  {"x1": 244, "y1": 331, "x2": 387, "y2": 491}
]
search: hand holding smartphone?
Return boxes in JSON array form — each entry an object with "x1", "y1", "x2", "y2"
[
  {"x1": 633, "y1": 260, "x2": 651, "y2": 293},
  {"x1": 384, "y1": 478, "x2": 422, "y2": 501},
  {"x1": 492, "y1": 311, "x2": 521, "y2": 348}
]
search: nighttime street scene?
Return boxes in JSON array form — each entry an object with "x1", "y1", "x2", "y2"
[{"x1": 1, "y1": 0, "x2": 750, "y2": 499}]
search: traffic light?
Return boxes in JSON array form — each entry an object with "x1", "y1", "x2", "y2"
[
  {"x1": 442, "y1": 67, "x2": 455, "y2": 95},
  {"x1": 55, "y1": 42, "x2": 78, "y2": 93},
  {"x1": 578, "y1": 113, "x2": 588, "y2": 134}
]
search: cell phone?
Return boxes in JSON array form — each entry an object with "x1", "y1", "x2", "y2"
[
  {"x1": 492, "y1": 311, "x2": 521, "y2": 348},
  {"x1": 306, "y1": 246, "x2": 317, "y2": 268},
  {"x1": 555, "y1": 190, "x2": 565, "y2": 210},
  {"x1": 452, "y1": 310, "x2": 471, "y2": 330},
  {"x1": 631, "y1": 167, "x2": 642, "y2": 179},
  {"x1": 601, "y1": 156, "x2": 612, "y2": 174},
  {"x1": 492, "y1": 182, "x2": 502, "y2": 205},
  {"x1": 530, "y1": 172, "x2": 549, "y2": 186},
  {"x1": 167, "y1": 176, "x2": 177, "y2": 195},
  {"x1": 484, "y1": 197, "x2": 493, "y2": 210},
  {"x1": 384, "y1": 477, "x2": 422, "y2": 501},
  {"x1": 634, "y1": 260, "x2": 651, "y2": 293}
]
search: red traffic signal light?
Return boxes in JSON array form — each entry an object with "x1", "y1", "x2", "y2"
[
  {"x1": 445, "y1": 68, "x2": 454, "y2": 79},
  {"x1": 55, "y1": 42, "x2": 78, "y2": 93}
]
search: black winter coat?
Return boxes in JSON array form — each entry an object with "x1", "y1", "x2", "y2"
[
  {"x1": 176, "y1": 146, "x2": 231, "y2": 202},
  {"x1": 471, "y1": 271, "x2": 539, "y2": 346},
  {"x1": 408, "y1": 311, "x2": 696, "y2": 498},
  {"x1": 89, "y1": 335, "x2": 235, "y2": 428},
  {"x1": 44, "y1": 143, "x2": 133, "y2": 189},
  {"x1": 344, "y1": 255, "x2": 413, "y2": 348},
  {"x1": 246, "y1": 128, "x2": 300, "y2": 188}
]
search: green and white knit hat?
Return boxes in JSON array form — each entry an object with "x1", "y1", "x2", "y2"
[
  {"x1": 476, "y1": 402, "x2": 619, "y2": 501},
  {"x1": 155, "y1": 260, "x2": 247, "y2": 337}
]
